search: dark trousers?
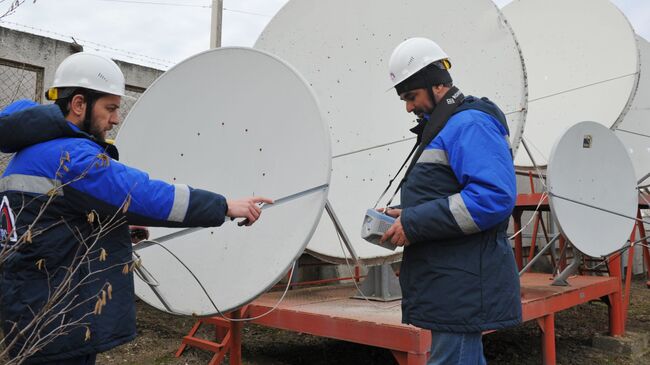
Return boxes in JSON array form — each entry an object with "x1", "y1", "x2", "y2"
[{"x1": 39, "y1": 354, "x2": 97, "y2": 365}]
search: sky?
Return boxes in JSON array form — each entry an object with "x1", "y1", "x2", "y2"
[{"x1": 0, "y1": 0, "x2": 648, "y2": 70}]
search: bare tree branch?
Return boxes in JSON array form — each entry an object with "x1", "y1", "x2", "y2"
[
  {"x1": 1, "y1": 148, "x2": 137, "y2": 364},
  {"x1": 0, "y1": 0, "x2": 35, "y2": 21}
]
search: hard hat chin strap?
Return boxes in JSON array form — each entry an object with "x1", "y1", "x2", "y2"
[
  {"x1": 427, "y1": 86, "x2": 437, "y2": 109},
  {"x1": 412, "y1": 67, "x2": 439, "y2": 111}
]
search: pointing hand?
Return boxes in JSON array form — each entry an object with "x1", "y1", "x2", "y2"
[{"x1": 226, "y1": 196, "x2": 274, "y2": 226}]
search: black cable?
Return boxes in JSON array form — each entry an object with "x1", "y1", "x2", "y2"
[
  {"x1": 138, "y1": 239, "x2": 296, "y2": 320},
  {"x1": 138, "y1": 240, "x2": 224, "y2": 316},
  {"x1": 549, "y1": 192, "x2": 650, "y2": 225},
  {"x1": 616, "y1": 128, "x2": 650, "y2": 139},
  {"x1": 95, "y1": 0, "x2": 273, "y2": 16},
  {"x1": 96, "y1": 0, "x2": 209, "y2": 8}
]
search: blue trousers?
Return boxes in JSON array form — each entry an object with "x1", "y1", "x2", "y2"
[
  {"x1": 428, "y1": 332, "x2": 486, "y2": 365},
  {"x1": 38, "y1": 354, "x2": 96, "y2": 365}
]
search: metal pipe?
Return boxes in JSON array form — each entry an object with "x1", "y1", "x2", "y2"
[
  {"x1": 210, "y1": 0, "x2": 223, "y2": 48},
  {"x1": 519, "y1": 233, "x2": 562, "y2": 276},
  {"x1": 520, "y1": 138, "x2": 543, "y2": 172},
  {"x1": 325, "y1": 200, "x2": 360, "y2": 263}
]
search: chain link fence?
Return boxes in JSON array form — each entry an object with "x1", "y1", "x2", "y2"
[
  {"x1": 0, "y1": 59, "x2": 44, "y2": 173},
  {"x1": 0, "y1": 58, "x2": 43, "y2": 107}
]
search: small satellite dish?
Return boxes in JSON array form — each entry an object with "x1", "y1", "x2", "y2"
[
  {"x1": 547, "y1": 121, "x2": 637, "y2": 258},
  {"x1": 116, "y1": 48, "x2": 331, "y2": 315},
  {"x1": 615, "y1": 37, "x2": 650, "y2": 181},
  {"x1": 503, "y1": 0, "x2": 640, "y2": 167},
  {"x1": 256, "y1": 0, "x2": 527, "y2": 264}
]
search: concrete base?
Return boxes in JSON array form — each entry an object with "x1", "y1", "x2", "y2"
[
  {"x1": 352, "y1": 264, "x2": 401, "y2": 302},
  {"x1": 592, "y1": 331, "x2": 650, "y2": 359}
]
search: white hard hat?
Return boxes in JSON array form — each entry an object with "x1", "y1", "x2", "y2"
[
  {"x1": 388, "y1": 37, "x2": 451, "y2": 88},
  {"x1": 49, "y1": 52, "x2": 125, "y2": 98}
]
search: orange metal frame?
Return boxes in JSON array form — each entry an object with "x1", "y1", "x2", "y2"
[
  {"x1": 175, "y1": 307, "x2": 247, "y2": 365},
  {"x1": 176, "y1": 273, "x2": 623, "y2": 365},
  {"x1": 249, "y1": 288, "x2": 430, "y2": 365},
  {"x1": 513, "y1": 193, "x2": 650, "y2": 308},
  {"x1": 176, "y1": 179, "x2": 639, "y2": 365},
  {"x1": 521, "y1": 273, "x2": 623, "y2": 365}
]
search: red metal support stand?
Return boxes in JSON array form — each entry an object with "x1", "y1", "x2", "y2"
[
  {"x1": 608, "y1": 288, "x2": 625, "y2": 337},
  {"x1": 230, "y1": 310, "x2": 243, "y2": 365},
  {"x1": 173, "y1": 273, "x2": 623, "y2": 365},
  {"x1": 249, "y1": 287, "x2": 431, "y2": 364},
  {"x1": 513, "y1": 209, "x2": 524, "y2": 270},
  {"x1": 634, "y1": 206, "x2": 650, "y2": 288},
  {"x1": 521, "y1": 273, "x2": 623, "y2": 365},
  {"x1": 175, "y1": 306, "x2": 248, "y2": 365},
  {"x1": 172, "y1": 182, "x2": 638, "y2": 365},
  {"x1": 537, "y1": 315, "x2": 555, "y2": 365},
  {"x1": 513, "y1": 192, "x2": 550, "y2": 270}
]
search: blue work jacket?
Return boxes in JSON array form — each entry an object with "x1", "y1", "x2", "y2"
[{"x1": 399, "y1": 96, "x2": 522, "y2": 332}]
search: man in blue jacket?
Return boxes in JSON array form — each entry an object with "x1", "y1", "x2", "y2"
[
  {"x1": 0, "y1": 52, "x2": 271, "y2": 365},
  {"x1": 381, "y1": 38, "x2": 521, "y2": 364}
]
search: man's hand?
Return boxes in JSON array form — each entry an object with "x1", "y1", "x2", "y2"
[
  {"x1": 383, "y1": 207, "x2": 401, "y2": 218},
  {"x1": 129, "y1": 226, "x2": 150, "y2": 244},
  {"x1": 380, "y1": 215, "x2": 410, "y2": 247},
  {"x1": 226, "y1": 196, "x2": 274, "y2": 226}
]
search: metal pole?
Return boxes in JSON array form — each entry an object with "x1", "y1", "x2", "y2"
[
  {"x1": 519, "y1": 233, "x2": 562, "y2": 276},
  {"x1": 325, "y1": 200, "x2": 360, "y2": 263},
  {"x1": 638, "y1": 171, "x2": 650, "y2": 186},
  {"x1": 210, "y1": 0, "x2": 223, "y2": 48},
  {"x1": 520, "y1": 138, "x2": 541, "y2": 171}
]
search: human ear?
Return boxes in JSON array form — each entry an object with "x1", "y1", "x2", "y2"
[{"x1": 70, "y1": 94, "x2": 86, "y2": 117}]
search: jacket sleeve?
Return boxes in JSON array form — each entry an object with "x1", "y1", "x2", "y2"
[
  {"x1": 61, "y1": 139, "x2": 228, "y2": 228},
  {"x1": 400, "y1": 112, "x2": 516, "y2": 242}
]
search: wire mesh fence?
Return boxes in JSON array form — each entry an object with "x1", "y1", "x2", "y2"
[
  {"x1": 0, "y1": 59, "x2": 43, "y2": 174},
  {"x1": 0, "y1": 58, "x2": 43, "y2": 108}
]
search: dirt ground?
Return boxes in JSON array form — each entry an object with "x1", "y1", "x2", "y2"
[{"x1": 92, "y1": 277, "x2": 650, "y2": 365}]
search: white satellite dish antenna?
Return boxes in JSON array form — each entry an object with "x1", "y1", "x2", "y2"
[
  {"x1": 615, "y1": 37, "x2": 650, "y2": 182},
  {"x1": 255, "y1": 0, "x2": 528, "y2": 264},
  {"x1": 503, "y1": 0, "x2": 640, "y2": 168},
  {"x1": 116, "y1": 48, "x2": 331, "y2": 315},
  {"x1": 547, "y1": 121, "x2": 637, "y2": 258}
]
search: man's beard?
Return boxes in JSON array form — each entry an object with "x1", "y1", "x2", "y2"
[
  {"x1": 86, "y1": 118, "x2": 105, "y2": 142},
  {"x1": 413, "y1": 107, "x2": 431, "y2": 120}
]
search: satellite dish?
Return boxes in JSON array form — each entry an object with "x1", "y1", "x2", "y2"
[
  {"x1": 255, "y1": 0, "x2": 527, "y2": 264},
  {"x1": 503, "y1": 0, "x2": 640, "y2": 168},
  {"x1": 116, "y1": 48, "x2": 331, "y2": 315},
  {"x1": 615, "y1": 37, "x2": 650, "y2": 181},
  {"x1": 547, "y1": 121, "x2": 637, "y2": 258}
]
